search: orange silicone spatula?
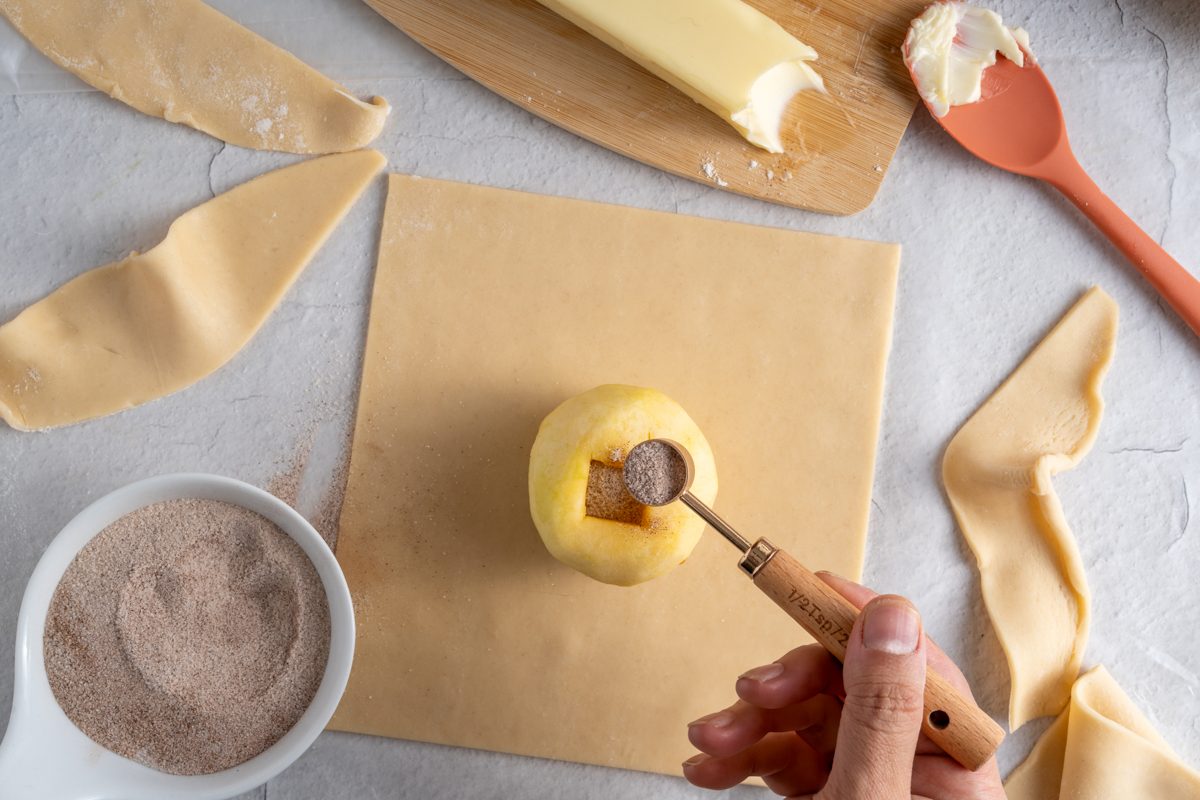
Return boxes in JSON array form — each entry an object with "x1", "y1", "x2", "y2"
[{"x1": 906, "y1": 44, "x2": 1200, "y2": 337}]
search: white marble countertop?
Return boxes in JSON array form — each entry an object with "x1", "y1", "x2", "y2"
[{"x1": 1, "y1": 0, "x2": 1198, "y2": 797}]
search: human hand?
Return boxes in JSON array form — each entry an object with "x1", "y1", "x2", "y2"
[{"x1": 682, "y1": 573, "x2": 1006, "y2": 799}]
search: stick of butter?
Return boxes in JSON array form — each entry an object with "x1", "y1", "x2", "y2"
[{"x1": 535, "y1": 0, "x2": 824, "y2": 153}]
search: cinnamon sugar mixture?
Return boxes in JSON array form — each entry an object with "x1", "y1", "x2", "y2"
[
  {"x1": 43, "y1": 499, "x2": 330, "y2": 775},
  {"x1": 623, "y1": 440, "x2": 689, "y2": 506}
]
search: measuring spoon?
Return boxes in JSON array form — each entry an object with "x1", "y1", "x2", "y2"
[
  {"x1": 0, "y1": 474, "x2": 355, "y2": 800},
  {"x1": 623, "y1": 439, "x2": 1005, "y2": 772}
]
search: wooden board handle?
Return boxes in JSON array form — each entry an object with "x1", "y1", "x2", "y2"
[{"x1": 747, "y1": 543, "x2": 1004, "y2": 772}]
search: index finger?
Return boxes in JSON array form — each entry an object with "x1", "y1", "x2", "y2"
[{"x1": 734, "y1": 643, "x2": 843, "y2": 710}]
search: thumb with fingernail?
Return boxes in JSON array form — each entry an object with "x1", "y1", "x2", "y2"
[{"x1": 820, "y1": 595, "x2": 926, "y2": 800}]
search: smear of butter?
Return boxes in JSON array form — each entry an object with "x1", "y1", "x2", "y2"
[
  {"x1": 904, "y1": 2, "x2": 1033, "y2": 118},
  {"x1": 536, "y1": 0, "x2": 824, "y2": 153}
]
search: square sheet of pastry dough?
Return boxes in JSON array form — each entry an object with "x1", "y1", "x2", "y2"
[{"x1": 330, "y1": 175, "x2": 900, "y2": 776}]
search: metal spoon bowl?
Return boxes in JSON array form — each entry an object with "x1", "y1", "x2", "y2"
[{"x1": 623, "y1": 439, "x2": 749, "y2": 551}]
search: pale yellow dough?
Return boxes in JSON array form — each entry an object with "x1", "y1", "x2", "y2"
[
  {"x1": 0, "y1": 0, "x2": 389, "y2": 153},
  {"x1": 943, "y1": 287, "x2": 1118, "y2": 729},
  {"x1": 0, "y1": 150, "x2": 385, "y2": 431},
  {"x1": 330, "y1": 175, "x2": 900, "y2": 776},
  {"x1": 1006, "y1": 667, "x2": 1200, "y2": 799}
]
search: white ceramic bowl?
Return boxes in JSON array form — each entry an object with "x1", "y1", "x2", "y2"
[{"x1": 0, "y1": 474, "x2": 355, "y2": 800}]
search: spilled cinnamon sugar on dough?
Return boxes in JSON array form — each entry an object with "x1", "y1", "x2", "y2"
[
  {"x1": 1006, "y1": 667, "x2": 1200, "y2": 799},
  {"x1": 0, "y1": 0, "x2": 389, "y2": 153},
  {"x1": 943, "y1": 287, "x2": 1117, "y2": 730},
  {"x1": 0, "y1": 150, "x2": 385, "y2": 431}
]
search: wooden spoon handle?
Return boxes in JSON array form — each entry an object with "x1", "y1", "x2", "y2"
[
  {"x1": 1045, "y1": 157, "x2": 1200, "y2": 337},
  {"x1": 742, "y1": 542, "x2": 1005, "y2": 772}
]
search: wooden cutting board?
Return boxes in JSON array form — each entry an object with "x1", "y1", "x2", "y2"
[{"x1": 364, "y1": 0, "x2": 927, "y2": 215}]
